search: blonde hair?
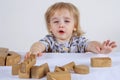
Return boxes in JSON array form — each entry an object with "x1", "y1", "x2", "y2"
[{"x1": 45, "y1": 2, "x2": 84, "y2": 36}]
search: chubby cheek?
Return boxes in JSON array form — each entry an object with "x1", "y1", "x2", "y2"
[
  {"x1": 50, "y1": 28, "x2": 58, "y2": 34},
  {"x1": 66, "y1": 28, "x2": 74, "y2": 34}
]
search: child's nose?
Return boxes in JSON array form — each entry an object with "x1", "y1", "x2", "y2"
[{"x1": 59, "y1": 22, "x2": 64, "y2": 28}]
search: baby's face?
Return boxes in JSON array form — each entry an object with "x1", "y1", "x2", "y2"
[{"x1": 50, "y1": 9, "x2": 75, "y2": 42}]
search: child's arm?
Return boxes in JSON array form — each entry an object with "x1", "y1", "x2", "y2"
[
  {"x1": 25, "y1": 41, "x2": 46, "y2": 59},
  {"x1": 86, "y1": 40, "x2": 117, "y2": 54}
]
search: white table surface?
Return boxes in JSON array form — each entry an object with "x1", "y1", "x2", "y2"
[{"x1": 0, "y1": 52, "x2": 120, "y2": 80}]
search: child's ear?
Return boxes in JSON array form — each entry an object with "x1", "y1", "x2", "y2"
[{"x1": 73, "y1": 28, "x2": 76, "y2": 31}]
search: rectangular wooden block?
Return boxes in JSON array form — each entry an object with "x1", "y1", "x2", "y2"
[
  {"x1": 47, "y1": 72, "x2": 71, "y2": 80},
  {"x1": 91, "y1": 57, "x2": 111, "y2": 67}
]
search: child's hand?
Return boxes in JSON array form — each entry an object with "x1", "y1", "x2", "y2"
[
  {"x1": 87, "y1": 40, "x2": 117, "y2": 54},
  {"x1": 99, "y1": 40, "x2": 117, "y2": 54},
  {"x1": 24, "y1": 42, "x2": 46, "y2": 59}
]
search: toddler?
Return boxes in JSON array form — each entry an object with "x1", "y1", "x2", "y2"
[{"x1": 25, "y1": 2, "x2": 117, "y2": 58}]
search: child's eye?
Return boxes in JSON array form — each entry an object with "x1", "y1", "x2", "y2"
[
  {"x1": 53, "y1": 21, "x2": 59, "y2": 23},
  {"x1": 65, "y1": 20, "x2": 70, "y2": 23}
]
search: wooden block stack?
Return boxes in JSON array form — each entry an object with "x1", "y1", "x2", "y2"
[
  {"x1": 0, "y1": 47, "x2": 21, "y2": 66},
  {"x1": 12, "y1": 54, "x2": 50, "y2": 79},
  {"x1": 19, "y1": 54, "x2": 36, "y2": 78}
]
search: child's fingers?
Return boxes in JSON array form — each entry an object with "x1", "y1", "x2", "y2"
[
  {"x1": 111, "y1": 44, "x2": 117, "y2": 48},
  {"x1": 109, "y1": 41, "x2": 115, "y2": 46},
  {"x1": 105, "y1": 40, "x2": 110, "y2": 46},
  {"x1": 107, "y1": 41, "x2": 117, "y2": 48}
]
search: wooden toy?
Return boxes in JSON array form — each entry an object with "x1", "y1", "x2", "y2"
[
  {"x1": 91, "y1": 57, "x2": 111, "y2": 67},
  {"x1": 74, "y1": 65, "x2": 89, "y2": 74}
]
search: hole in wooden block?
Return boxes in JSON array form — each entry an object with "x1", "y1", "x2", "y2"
[{"x1": 7, "y1": 53, "x2": 12, "y2": 56}]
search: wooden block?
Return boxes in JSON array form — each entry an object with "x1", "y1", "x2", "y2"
[
  {"x1": 40, "y1": 63, "x2": 50, "y2": 75},
  {"x1": 43, "y1": 63, "x2": 50, "y2": 75},
  {"x1": 0, "y1": 52, "x2": 8, "y2": 66},
  {"x1": 0, "y1": 50, "x2": 21, "y2": 66},
  {"x1": 31, "y1": 63, "x2": 50, "y2": 79},
  {"x1": 20, "y1": 54, "x2": 36, "y2": 73},
  {"x1": 47, "y1": 72, "x2": 71, "y2": 80},
  {"x1": 54, "y1": 66, "x2": 67, "y2": 72},
  {"x1": 74, "y1": 65, "x2": 89, "y2": 74},
  {"x1": 6, "y1": 51, "x2": 21, "y2": 66},
  {"x1": 19, "y1": 54, "x2": 36, "y2": 78},
  {"x1": 31, "y1": 66, "x2": 45, "y2": 78},
  {"x1": 62, "y1": 62, "x2": 75, "y2": 72},
  {"x1": 91, "y1": 57, "x2": 111, "y2": 67},
  {"x1": 12, "y1": 64, "x2": 20, "y2": 75}
]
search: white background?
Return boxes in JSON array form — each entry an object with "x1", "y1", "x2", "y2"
[{"x1": 0, "y1": 0, "x2": 119, "y2": 52}]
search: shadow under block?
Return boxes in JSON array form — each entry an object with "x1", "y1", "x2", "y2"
[
  {"x1": 47, "y1": 72, "x2": 71, "y2": 80},
  {"x1": 31, "y1": 63, "x2": 50, "y2": 79},
  {"x1": 91, "y1": 57, "x2": 111, "y2": 67},
  {"x1": 74, "y1": 65, "x2": 89, "y2": 74},
  {"x1": 19, "y1": 54, "x2": 36, "y2": 78}
]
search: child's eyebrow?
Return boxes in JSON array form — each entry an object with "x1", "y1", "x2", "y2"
[
  {"x1": 65, "y1": 17, "x2": 71, "y2": 19},
  {"x1": 51, "y1": 17, "x2": 72, "y2": 21},
  {"x1": 64, "y1": 17, "x2": 72, "y2": 20},
  {"x1": 51, "y1": 17, "x2": 58, "y2": 21}
]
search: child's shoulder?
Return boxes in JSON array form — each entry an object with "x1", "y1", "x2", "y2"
[
  {"x1": 43, "y1": 34, "x2": 54, "y2": 39},
  {"x1": 42, "y1": 34, "x2": 55, "y2": 41}
]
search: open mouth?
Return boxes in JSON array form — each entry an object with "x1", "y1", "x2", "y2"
[{"x1": 58, "y1": 30, "x2": 65, "y2": 34}]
